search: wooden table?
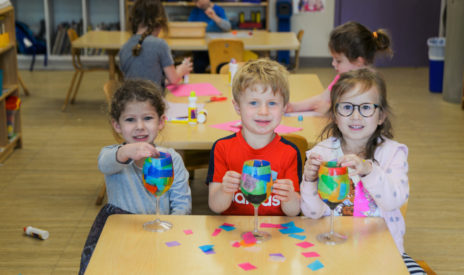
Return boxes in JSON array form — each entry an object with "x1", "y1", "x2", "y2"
[
  {"x1": 159, "y1": 73, "x2": 327, "y2": 150},
  {"x1": 85, "y1": 215, "x2": 408, "y2": 274},
  {"x1": 71, "y1": 30, "x2": 300, "y2": 79}
]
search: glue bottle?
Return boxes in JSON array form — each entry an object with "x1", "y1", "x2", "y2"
[
  {"x1": 229, "y1": 58, "x2": 238, "y2": 86},
  {"x1": 188, "y1": 91, "x2": 198, "y2": 125},
  {"x1": 24, "y1": 226, "x2": 49, "y2": 240}
]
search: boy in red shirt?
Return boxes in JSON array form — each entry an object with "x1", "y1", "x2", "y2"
[{"x1": 206, "y1": 59, "x2": 302, "y2": 216}]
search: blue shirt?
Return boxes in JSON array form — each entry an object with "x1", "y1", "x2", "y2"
[
  {"x1": 98, "y1": 145, "x2": 191, "y2": 215},
  {"x1": 188, "y1": 5, "x2": 229, "y2": 32}
]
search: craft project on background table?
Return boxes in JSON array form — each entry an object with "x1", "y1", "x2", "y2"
[
  {"x1": 166, "y1": 83, "x2": 222, "y2": 97},
  {"x1": 209, "y1": 120, "x2": 302, "y2": 134},
  {"x1": 166, "y1": 101, "x2": 205, "y2": 120}
]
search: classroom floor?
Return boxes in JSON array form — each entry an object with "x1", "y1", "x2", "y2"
[{"x1": 0, "y1": 67, "x2": 463, "y2": 274}]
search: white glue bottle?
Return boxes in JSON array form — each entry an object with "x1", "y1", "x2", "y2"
[
  {"x1": 229, "y1": 58, "x2": 238, "y2": 86},
  {"x1": 24, "y1": 226, "x2": 49, "y2": 240},
  {"x1": 188, "y1": 91, "x2": 198, "y2": 125}
]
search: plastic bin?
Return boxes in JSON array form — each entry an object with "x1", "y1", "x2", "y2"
[{"x1": 427, "y1": 37, "x2": 446, "y2": 93}]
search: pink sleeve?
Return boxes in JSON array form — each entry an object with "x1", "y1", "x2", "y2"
[{"x1": 327, "y1": 74, "x2": 340, "y2": 92}]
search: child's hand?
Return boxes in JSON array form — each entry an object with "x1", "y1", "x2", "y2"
[
  {"x1": 205, "y1": 7, "x2": 218, "y2": 20},
  {"x1": 117, "y1": 143, "x2": 159, "y2": 163},
  {"x1": 177, "y1": 57, "x2": 193, "y2": 76},
  {"x1": 304, "y1": 152, "x2": 323, "y2": 182},
  {"x1": 338, "y1": 154, "x2": 372, "y2": 177},
  {"x1": 222, "y1": 171, "x2": 241, "y2": 194},
  {"x1": 272, "y1": 179, "x2": 296, "y2": 202}
]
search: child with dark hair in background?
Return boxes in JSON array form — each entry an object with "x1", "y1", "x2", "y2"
[
  {"x1": 119, "y1": 0, "x2": 192, "y2": 90},
  {"x1": 78, "y1": 79, "x2": 191, "y2": 274},
  {"x1": 287, "y1": 21, "x2": 392, "y2": 114}
]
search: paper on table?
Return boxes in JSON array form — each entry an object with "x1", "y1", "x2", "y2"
[
  {"x1": 238, "y1": 262, "x2": 257, "y2": 271},
  {"x1": 165, "y1": 241, "x2": 181, "y2": 247},
  {"x1": 166, "y1": 101, "x2": 205, "y2": 120},
  {"x1": 242, "y1": 232, "x2": 257, "y2": 244},
  {"x1": 212, "y1": 228, "x2": 222, "y2": 236},
  {"x1": 289, "y1": 234, "x2": 306, "y2": 240},
  {"x1": 284, "y1": 111, "x2": 322, "y2": 117},
  {"x1": 209, "y1": 120, "x2": 302, "y2": 134},
  {"x1": 219, "y1": 225, "x2": 236, "y2": 231},
  {"x1": 183, "y1": 229, "x2": 193, "y2": 235},
  {"x1": 166, "y1": 83, "x2": 222, "y2": 97},
  {"x1": 260, "y1": 223, "x2": 286, "y2": 229},
  {"x1": 307, "y1": 259, "x2": 324, "y2": 271},
  {"x1": 296, "y1": 241, "x2": 314, "y2": 248},
  {"x1": 302, "y1": 251, "x2": 320, "y2": 258}
]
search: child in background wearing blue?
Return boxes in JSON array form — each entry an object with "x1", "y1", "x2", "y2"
[
  {"x1": 207, "y1": 59, "x2": 301, "y2": 216},
  {"x1": 119, "y1": 0, "x2": 192, "y2": 90},
  {"x1": 79, "y1": 79, "x2": 191, "y2": 275},
  {"x1": 286, "y1": 21, "x2": 392, "y2": 114},
  {"x1": 300, "y1": 69, "x2": 425, "y2": 274}
]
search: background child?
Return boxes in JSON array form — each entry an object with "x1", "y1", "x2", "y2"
[
  {"x1": 119, "y1": 0, "x2": 192, "y2": 90},
  {"x1": 79, "y1": 79, "x2": 192, "y2": 275},
  {"x1": 286, "y1": 21, "x2": 392, "y2": 114},
  {"x1": 207, "y1": 59, "x2": 301, "y2": 216},
  {"x1": 300, "y1": 69, "x2": 424, "y2": 274}
]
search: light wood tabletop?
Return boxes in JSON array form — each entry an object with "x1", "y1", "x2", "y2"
[
  {"x1": 158, "y1": 73, "x2": 327, "y2": 150},
  {"x1": 85, "y1": 214, "x2": 408, "y2": 274}
]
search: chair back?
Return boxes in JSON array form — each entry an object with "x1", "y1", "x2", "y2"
[
  {"x1": 208, "y1": 39, "x2": 244, "y2": 74},
  {"x1": 103, "y1": 80, "x2": 124, "y2": 144},
  {"x1": 218, "y1": 61, "x2": 246, "y2": 75},
  {"x1": 67, "y1": 28, "x2": 79, "y2": 42},
  {"x1": 293, "y1": 29, "x2": 304, "y2": 72},
  {"x1": 281, "y1": 133, "x2": 309, "y2": 166}
]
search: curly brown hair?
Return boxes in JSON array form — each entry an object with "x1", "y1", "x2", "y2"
[
  {"x1": 110, "y1": 79, "x2": 166, "y2": 122},
  {"x1": 232, "y1": 58, "x2": 289, "y2": 105},
  {"x1": 130, "y1": 0, "x2": 169, "y2": 56},
  {"x1": 329, "y1": 21, "x2": 392, "y2": 65},
  {"x1": 320, "y1": 69, "x2": 393, "y2": 160}
]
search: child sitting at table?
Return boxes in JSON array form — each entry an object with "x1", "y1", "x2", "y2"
[
  {"x1": 207, "y1": 59, "x2": 301, "y2": 216},
  {"x1": 300, "y1": 69, "x2": 425, "y2": 274},
  {"x1": 286, "y1": 21, "x2": 392, "y2": 114},
  {"x1": 119, "y1": 0, "x2": 192, "y2": 90},
  {"x1": 79, "y1": 79, "x2": 192, "y2": 275}
]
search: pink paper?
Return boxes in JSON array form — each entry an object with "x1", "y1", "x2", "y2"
[
  {"x1": 209, "y1": 120, "x2": 302, "y2": 134},
  {"x1": 232, "y1": 241, "x2": 241, "y2": 248},
  {"x1": 238, "y1": 262, "x2": 257, "y2": 271},
  {"x1": 353, "y1": 180, "x2": 370, "y2": 217},
  {"x1": 222, "y1": 223, "x2": 235, "y2": 227},
  {"x1": 242, "y1": 232, "x2": 257, "y2": 244},
  {"x1": 212, "y1": 228, "x2": 222, "y2": 236},
  {"x1": 166, "y1": 83, "x2": 222, "y2": 97},
  {"x1": 260, "y1": 223, "x2": 286, "y2": 229},
  {"x1": 302, "y1": 251, "x2": 320, "y2": 258},
  {"x1": 296, "y1": 241, "x2": 314, "y2": 248},
  {"x1": 183, "y1": 229, "x2": 193, "y2": 235}
]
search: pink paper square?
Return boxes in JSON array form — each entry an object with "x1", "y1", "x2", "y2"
[
  {"x1": 212, "y1": 228, "x2": 222, "y2": 236},
  {"x1": 183, "y1": 229, "x2": 193, "y2": 235},
  {"x1": 232, "y1": 241, "x2": 241, "y2": 248},
  {"x1": 166, "y1": 83, "x2": 222, "y2": 97},
  {"x1": 242, "y1": 232, "x2": 257, "y2": 244},
  {"x1": 222, "y1": 223, "x2": 234, "y2": 227},
  {"x1": 302, "y1": 251, "x2": 320, "y2": 258},
  {"x1": 260, "y1": 223, "x2": 286, "y2": 229},
  {"x1": 296, "y1": 241, "x2": 314, "y2": 248},
  {"x1": 238, "y1": 262, "x2": 257, "y2": 271}
]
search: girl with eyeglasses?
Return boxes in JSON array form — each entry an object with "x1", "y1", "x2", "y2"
[
  {"x1": 286, "y1": 21, "x2": 392, "y2": 114},
  {"x1": 301, "y1": 69, "x2": 425, "y2": 274}
]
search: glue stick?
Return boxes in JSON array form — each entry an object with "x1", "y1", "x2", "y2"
[
  {"x1": 188, "y1": 91, "x2": 198, "y2": 125},
  {"x1": 24, "y1": 226, "x2": 49, "y2": 240}
]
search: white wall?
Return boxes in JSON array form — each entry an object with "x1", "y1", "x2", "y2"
[{"x1": 268, "y1": 0, "x2": 334, "y2": 57}]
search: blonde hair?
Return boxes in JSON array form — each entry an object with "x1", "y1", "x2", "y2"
[{"x1": 232, "y1": 58, "x2": 289, "y2": 104}]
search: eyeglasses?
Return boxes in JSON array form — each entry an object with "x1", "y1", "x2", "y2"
[{"x1": 335, "y1": 102, "x2": 380, "y2": 117}]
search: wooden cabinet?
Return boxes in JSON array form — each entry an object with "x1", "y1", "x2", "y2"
[
  {"x1": 0, "y1": 5, "x2": 22, "y2": 162},
  {"x1": 124, "y1": 0, "x2": 269, "y2": 31}
]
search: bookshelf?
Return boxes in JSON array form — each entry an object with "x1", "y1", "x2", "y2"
[
  {"x1": 124, "y1": 0, "x2": 269, "y2": 31},
  {"x1": 0, "y1": 5, "x2": 22, "y2": 163}
]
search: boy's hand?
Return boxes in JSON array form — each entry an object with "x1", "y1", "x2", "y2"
[
  {"x1": 205, "y1": 7, "x2": 219, "y2": 21},
  {"x1": 338, "y1": 154, "x2": 372, "y2": 177},
  {"x1": 304, "y1": 152, "x2": 323, "y2": 182},
  {"x1": 272, "y1": 179, "x2": 296, "y2": 202},
  {"x1": 117, "y1": 143, "x2": 159, "y2": 163},
  {"x1": 222, "y1": 171, "x2": 241, "y2": 194}
]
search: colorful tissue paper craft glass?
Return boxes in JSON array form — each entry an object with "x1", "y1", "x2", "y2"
[{"x1": 142, "y1": 151, "x2": 175, "y2": 232}]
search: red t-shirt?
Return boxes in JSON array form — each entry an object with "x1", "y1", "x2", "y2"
[{"x1": 206, "y1": 131, "x2": 302, "y2": 216}]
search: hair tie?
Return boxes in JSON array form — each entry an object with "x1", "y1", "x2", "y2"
[{"x1": 372, "y1": 31, "x2": 378, "y2": 39}]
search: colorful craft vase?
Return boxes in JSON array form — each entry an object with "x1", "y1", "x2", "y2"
[
  {"x1": 142, "y1": 152, "x2": 174, "y2": 197},
  {"x1": 317, "y1": 161, "x2": 351, "y2": 210},
  {"x1": 240, "y1": 159, "x2": 273, "y2": 207}
]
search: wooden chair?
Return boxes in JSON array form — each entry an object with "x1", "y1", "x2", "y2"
[
  {"x1": 292, "y1": 29, "x2": 305, "y2": 72},
  {"x1": 399, "y1": 200, "x2": 437, "y2": 275},
  {"x1": 218, "y1": 61, "x2": 246, "y2": 75},
  {"x1": 281, "y1": 133, "x2": 309, "y2": 166},
  {"x1": 62, "y1": 28, "x2": 108, "y2": 111},
  {"x1": 207, "y1": 39, "x2": 244, "y2": 74}
]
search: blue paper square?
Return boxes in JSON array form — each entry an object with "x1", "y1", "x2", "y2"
[
  {"x1": 280, "y1": 221, "x2": 295, "y2": 228},
  {"x1": 279, "y1": 226, "x2": 304, "y2": 234},
  {"x1": 289, "y1": 234, "x2": 306, "y2": 240},
  {"x1": 307, "y1": 260, "x2": 324, "y2": 271},
  {"x1": 219, "y1": 225, "x2": 236, "y2": 231},
  {"x1": 199, "y1": 245, "x2": 214, "y2": 252}
]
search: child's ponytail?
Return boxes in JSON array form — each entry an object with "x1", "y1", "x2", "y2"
[
  {"x1": 373, "y1": 29, "x2": 393, "y2": 59},
  {"x1": 132, "y1": 29, "x2": 152, "y2": 56}
]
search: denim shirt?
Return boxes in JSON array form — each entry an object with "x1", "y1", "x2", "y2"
[{"x1": 98, "y1": 145, "x2": 192, "y2": 215}]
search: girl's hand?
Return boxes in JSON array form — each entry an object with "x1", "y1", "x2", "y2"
[
  {"x1": 222, "y1": 171, "x2": 241, "y2": 194},
  {"x1": 176, "y1": 57, "x2": 193, "y2": 76},
  {"x1": 272, "y1": 179, "x2": 296, "y2": 202},
  {"x1": 117, "y1": 143, "x2": 159, "y2": 163},
  {"x1": 304, "y1": 152, "x2": 323, "y2": 182},
  {"x1": 338, "y1": 154, "x2": 372, "y2": 177}
]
